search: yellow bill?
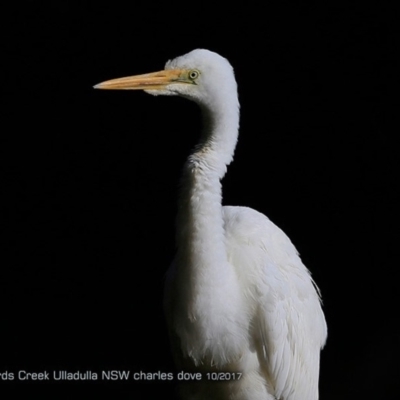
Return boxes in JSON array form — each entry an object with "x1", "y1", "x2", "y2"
[{"x1": 94, "y1": 69, "x2": 187, "y2": 91}]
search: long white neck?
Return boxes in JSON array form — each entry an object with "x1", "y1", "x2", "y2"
[
  {"x1": 175, "y1": 93, "x2": 240, "y2": 275},
  {"x1": 167, "y1": 60, "x2": 250, "y2": 364},
  {"x1": 173, "y1": 93, "x2": 246, "y2": 365}
]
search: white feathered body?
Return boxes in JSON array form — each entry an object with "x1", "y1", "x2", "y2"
[
  {"x1": 94, "y1": 48, "x2": 327, "y2": 400},
  {"x1": 154, "y1": 49, "x2": 327, "y2": 400},
  {"x1": 165, "y1": 169, "x2": 327, "y2": 400}
]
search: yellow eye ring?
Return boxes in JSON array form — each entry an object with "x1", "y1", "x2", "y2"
[{"x1": 188, "y1": 70, "x2": 200, "y2": 80}]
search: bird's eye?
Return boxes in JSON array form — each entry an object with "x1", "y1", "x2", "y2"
[{"x1": 188, "y1": 70, "x2": 200, "y2": 80}]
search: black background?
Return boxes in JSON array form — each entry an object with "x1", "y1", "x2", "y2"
[{"x1": 1, "y1": 1, "x2": 398, "y2": 398}]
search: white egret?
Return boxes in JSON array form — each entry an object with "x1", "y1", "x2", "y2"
[{"x1": 95, "y1": 49, "x2": 327, "y2": 400}]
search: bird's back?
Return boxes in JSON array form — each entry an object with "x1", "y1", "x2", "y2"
[
  {"x1": 222, "y1": 205, "x2": 327, "y2": 399},
  {"x1": 164, "y1": 205, "x2": 326, "y2": 399}
]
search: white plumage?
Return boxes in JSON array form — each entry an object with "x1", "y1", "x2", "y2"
[{"x1": 95, "y1": 49, "x2": 327, "y2": 400}]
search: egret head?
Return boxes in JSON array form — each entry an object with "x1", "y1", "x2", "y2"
[{"x1": 94, "y1": 49, "x2": 238, "y2": 108}]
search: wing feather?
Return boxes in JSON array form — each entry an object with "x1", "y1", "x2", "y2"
[{"x1": 223, "y1": 206, "x2": 327, "y2": 400}]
